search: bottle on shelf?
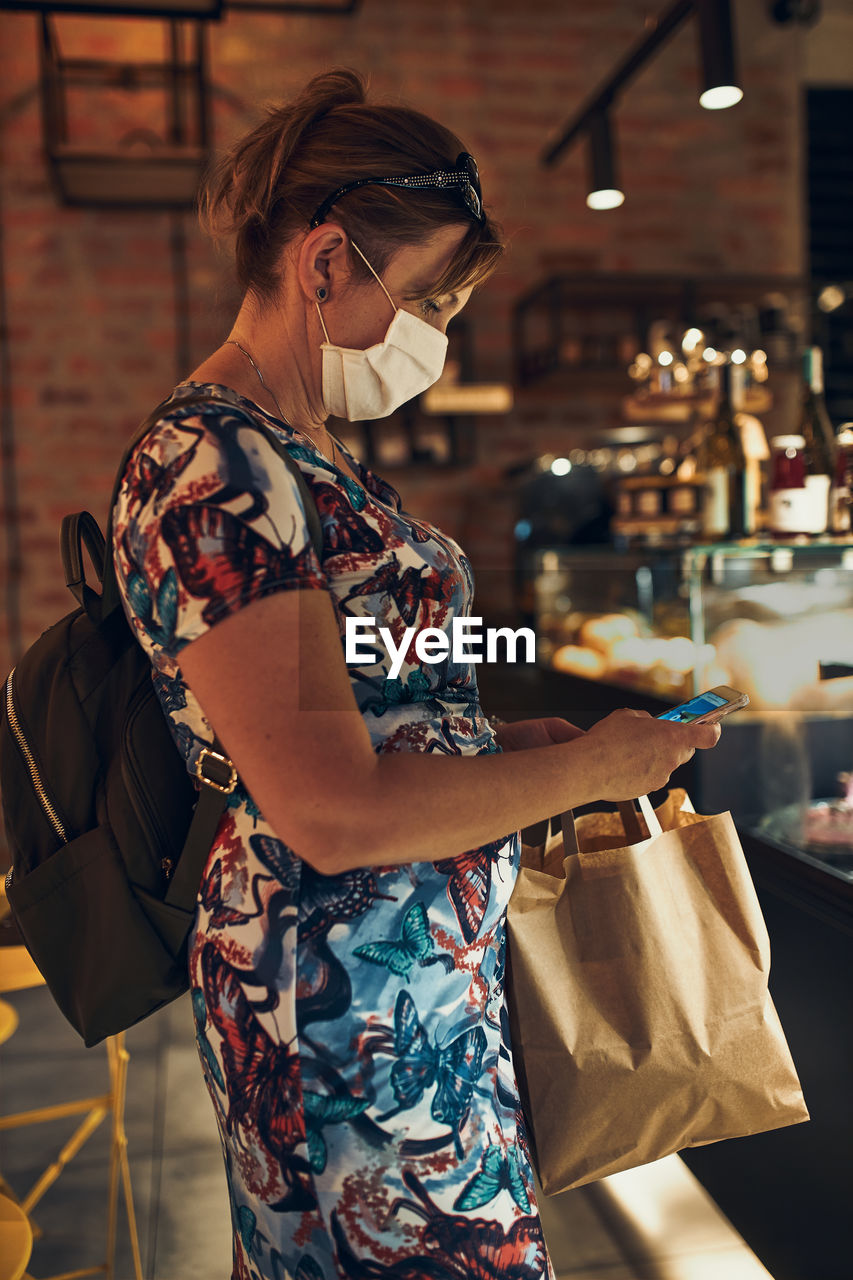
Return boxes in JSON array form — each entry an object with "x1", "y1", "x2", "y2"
[
  {"x1": 768, "y1": 435, "x2": 812, "y2": 538},
  {"x1": 696, "y1": 362, "x2": 750, "y2": 541},
  {"x1": 797, "y1": 346, "x2": 837, "y2": 535},
  {"x1": 829, "y1": 424, "x2": 853, "y2": 535}
]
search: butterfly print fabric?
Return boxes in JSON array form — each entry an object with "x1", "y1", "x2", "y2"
[{"x1": 113, "y1": 383, "x2": 553, "y2": 1280}]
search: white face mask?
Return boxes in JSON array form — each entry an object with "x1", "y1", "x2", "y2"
[{"x1": 316, "y1": 242, "x2": 449, "y2": 422}]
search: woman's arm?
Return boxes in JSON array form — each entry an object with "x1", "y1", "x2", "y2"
[
  {"x1": 491, "y1": 717, "x2": 586, "y2": 752},
  {"x1": 179, "y1": 588, "x2": 719, "y2": 874}
]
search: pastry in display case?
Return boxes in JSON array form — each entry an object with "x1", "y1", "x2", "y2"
[{"x1": 531, "y1": 547, "x2": 723, "y2": 701}]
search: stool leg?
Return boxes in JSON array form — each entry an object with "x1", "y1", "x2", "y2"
[
  {"x1": 119, "y1": 1140, "x2": 143, "y2": 1280},
  {"x1": 106, "y1": 1035, "x2": 143, "y2": 1280},
  {"x1": 105, "y1": 1038, "x2": 120, "y2": 1280},
  {"x1": 21, "y1": 1103, "x2": 109, "y2": 1216}
]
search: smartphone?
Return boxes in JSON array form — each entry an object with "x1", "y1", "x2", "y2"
[{"x1": 657, "y1": 685, "x2": 749, "y2": 725}]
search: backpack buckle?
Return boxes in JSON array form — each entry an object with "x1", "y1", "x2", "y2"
[{"x1": 194, "y1": 747, "x2": 238, "y2": 795}]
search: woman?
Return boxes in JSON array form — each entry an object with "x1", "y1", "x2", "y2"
[{"x1": 113, "y1": 69, "x2": 719, "y2": 1280}]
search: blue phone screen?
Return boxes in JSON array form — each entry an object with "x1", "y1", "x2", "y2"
[{"x1": 658, "y1": 691, "x2": 728, "y2": 723}]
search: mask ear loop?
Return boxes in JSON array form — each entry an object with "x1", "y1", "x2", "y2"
[
  {"x1": 314, "y1": 239, "x2": 397, "y2": 342},
  {"x1": 315, "y1": 301, "x2": 332, "y2": 343},
  {"x1": 350, "y1": 240, "x2": 397, "y2": 315}
]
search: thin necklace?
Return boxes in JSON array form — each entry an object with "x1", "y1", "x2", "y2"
[{"x1": 225, "y1": 338, "x2": 340, "y2": 470}]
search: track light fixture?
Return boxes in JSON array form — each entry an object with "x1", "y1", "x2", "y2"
[
  {"x1": 543, "y1": 0, "x2": 747, "y2": 203},
  {"x1": 586, "y1": 108, "x2": 625, "y2": 210},
  {"x1": 697, "y1": 0, "x2": 743, "y2": 110}
]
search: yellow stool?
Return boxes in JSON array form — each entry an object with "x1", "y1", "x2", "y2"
[
  {"x1": 0, "y1": 1194, "x2": 33, "y2": 1280},
  {"x1": 0, "y1": 898, "x2": 142, "y2": 1280},
  {"x1": 0, "y1": 1001, "x2": 19, "y2": 1047}
]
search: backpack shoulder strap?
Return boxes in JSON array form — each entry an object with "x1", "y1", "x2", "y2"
[
  {"x1": 99, "y1": 390, "x2": 329, "y2": 912},
  {"x1": 100, "y1": 392, "x2": 324, "y2": 617}
]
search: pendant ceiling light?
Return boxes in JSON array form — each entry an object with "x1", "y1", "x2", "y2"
[
  {"x1": 697, "y1": 0, "x2": 743, "y2": 109},
  {"x1": 586, "y1": 109, "x2": 625, "y2": 211},
  {"x1": 542, "y1": 0, "x2": 746, "y2": 207}
]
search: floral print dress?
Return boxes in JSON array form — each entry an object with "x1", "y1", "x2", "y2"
[{"x1": 112, "y1": 382, "x2": 554, "y2": 1280}]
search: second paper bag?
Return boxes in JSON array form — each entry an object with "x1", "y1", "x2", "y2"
[{"x1": 506, "y1": 790, "x2": 809, "y2": 1195}]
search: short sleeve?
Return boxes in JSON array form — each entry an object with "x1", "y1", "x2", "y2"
[{"x1": 112, "y1": 404, "x2": 327, "y2": 659}]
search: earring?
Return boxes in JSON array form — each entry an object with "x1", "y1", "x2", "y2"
[{"x1": 316, "y1": 286, "x2": 328, "y2": 302}]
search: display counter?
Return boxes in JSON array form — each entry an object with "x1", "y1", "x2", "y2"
[
  {"x1": 478, "y1": 614, "x2": 852, "y2": 1277},
  {"x1": 681, "y1": 821, "x2": 852, "y2": 1280}
]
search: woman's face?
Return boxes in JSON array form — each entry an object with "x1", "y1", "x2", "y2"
[{"x1": 330, "y1": 223, "x2": 473, "y2": 349}]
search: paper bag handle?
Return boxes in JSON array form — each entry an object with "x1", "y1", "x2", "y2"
[
  {"x1": 617, "y1": 794, "x2": 663, "y2": 841},
  {"x1": 554, "y1": 794, "x2": 663, "y2": 858},
  {"x1": 559, "y1": 810, "x2": 579, "y2": 856}
]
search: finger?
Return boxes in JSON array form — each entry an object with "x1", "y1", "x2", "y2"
[{"x1": 693, "y1": 723, "x2": 722, "y2": 750}]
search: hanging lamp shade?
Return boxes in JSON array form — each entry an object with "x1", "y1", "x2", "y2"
[
  {"x1": 697, "y1": 0, "x2": 743, "y2": 110},
  {"x1": 586, "y1": 108, "x2": 625, "y2": 210}
]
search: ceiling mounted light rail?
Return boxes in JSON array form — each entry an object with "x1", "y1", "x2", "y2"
[{"x1": 542, "y1": 0, "x2": 742, "y2": 206}]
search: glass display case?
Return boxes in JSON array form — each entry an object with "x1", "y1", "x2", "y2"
[
  {"x1": 526, "y1": 540, "x2": 853, "y2": 878},
  {"x1": 488, "y1": 542, "x2": 853, "y2": 1280},
  {"x1": 530, "y1": 545, "x2": 701, "y2": 701}
]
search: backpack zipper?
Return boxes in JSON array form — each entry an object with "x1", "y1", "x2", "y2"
[{"x1": 5, "y1": 669, "x2": 69, "y2": 846}]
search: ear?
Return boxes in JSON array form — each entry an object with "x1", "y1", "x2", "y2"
[{"x1": 294, "y1": 224, "x2": 351, "y2": 304}]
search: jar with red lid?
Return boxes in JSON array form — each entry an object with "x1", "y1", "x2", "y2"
[{"x1": 769, "y1": 435, "x2": 812, "y2": 536}]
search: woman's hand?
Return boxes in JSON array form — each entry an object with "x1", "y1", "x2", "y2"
[
  {"x1": 492, "y1": 716, "x2": 586, "y2": 752},
  {"x1": 584, "y1": 708, "x2": 721, "y2": 802}
]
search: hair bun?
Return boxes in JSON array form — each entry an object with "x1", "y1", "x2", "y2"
[
  {"x1": 260, "y1": 68, "x2": 368, "y2": 212},
  {"x1": 302, "y1": 68, "x2": 367, "y2": 117},
  {"x1": 201, "y1": 68, "x2": 368, "y2": 237}
]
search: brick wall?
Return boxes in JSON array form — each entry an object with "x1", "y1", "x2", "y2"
[{"x1": 0, "y1": 0, "x2": 806, "y2": 674}]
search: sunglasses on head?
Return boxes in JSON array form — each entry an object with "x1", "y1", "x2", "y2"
[{"x1": 309, "y1": 152, "x2": 484, "y2": 229}]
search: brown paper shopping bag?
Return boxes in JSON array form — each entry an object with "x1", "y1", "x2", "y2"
[{"x1": 507, "y1": 789, "x2": 809, "y2": 1195}]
